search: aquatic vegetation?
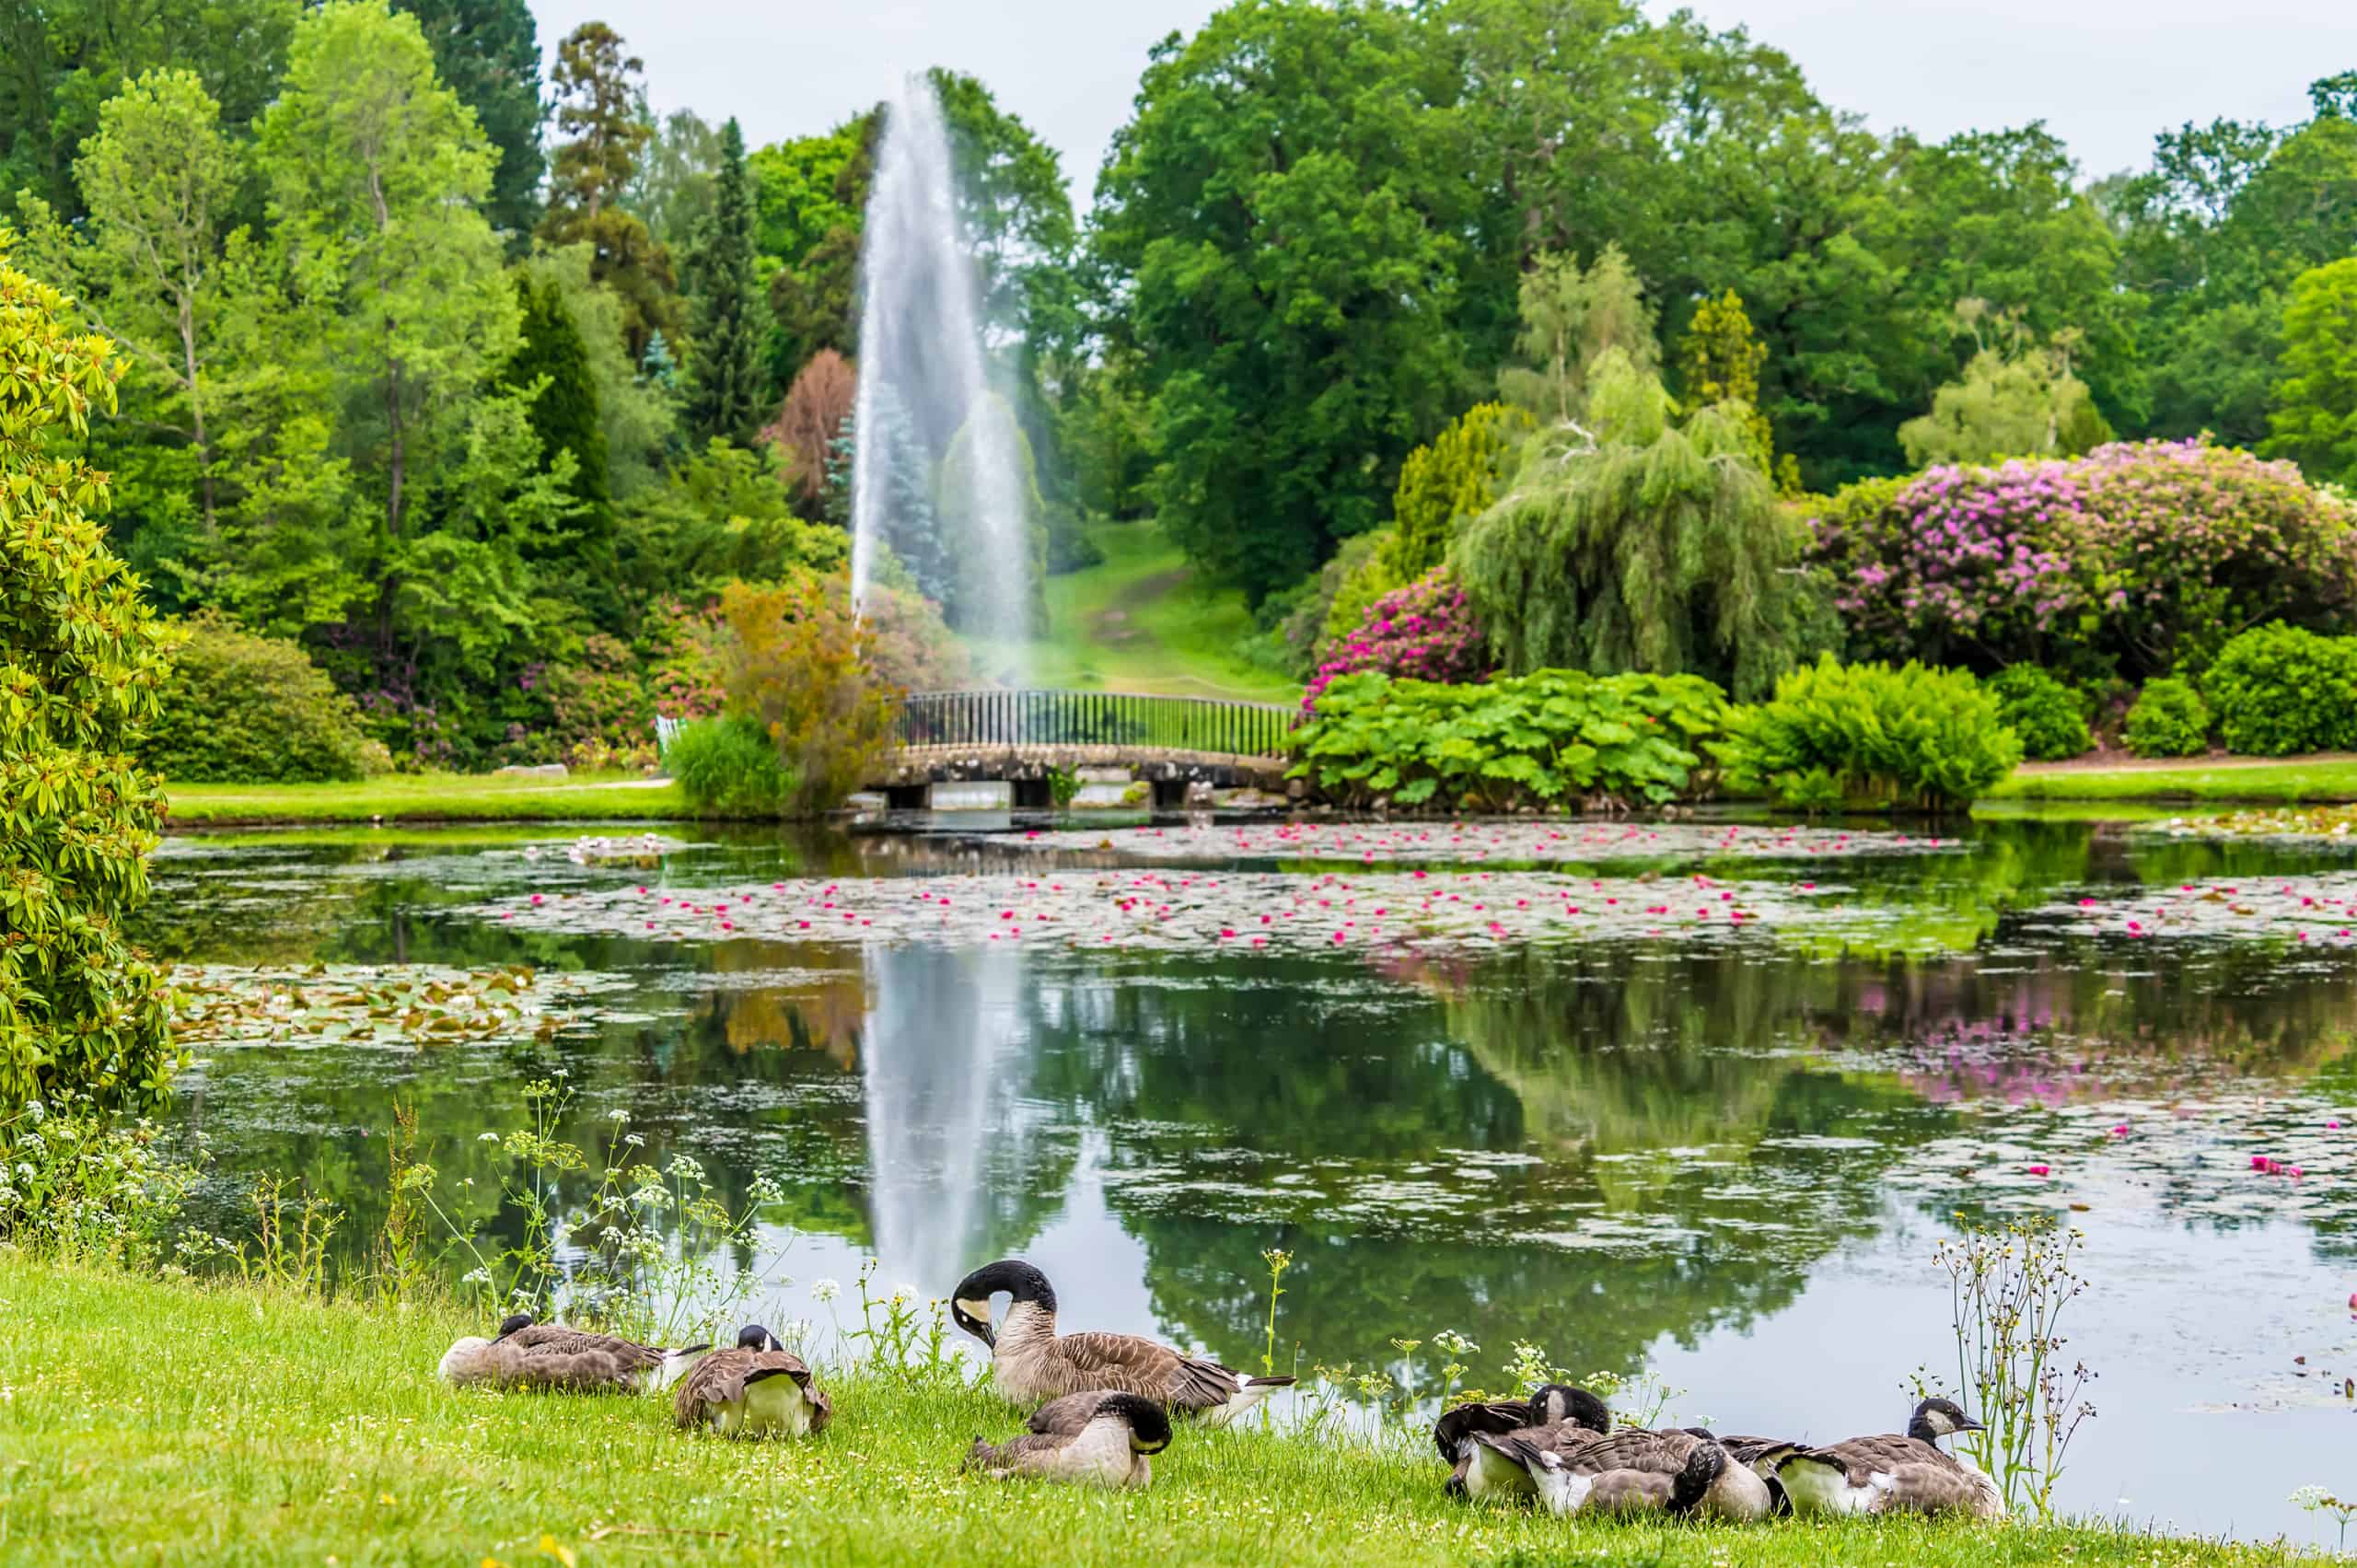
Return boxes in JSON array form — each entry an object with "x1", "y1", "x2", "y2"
[
  {"x1": 1920, "y1": 1215, "x2": 2095, "y2": 1523},
  {"x1": 2047, "y1": 873, "x2": 2357, "y2": 946},
  {"x1": 1005, "y1": 818, "x2": 1952, "y2": 865},
  {"x1": 2149, "y1": 803, "x2": 2357, "y2": 840},
  {"x1": 166, "y1": 962, "x2": 620, "y2": 1050}
]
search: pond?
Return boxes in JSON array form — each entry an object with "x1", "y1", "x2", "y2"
[{"x1": 142, "y1": 811, "x2": 2356, "y2": 1548}]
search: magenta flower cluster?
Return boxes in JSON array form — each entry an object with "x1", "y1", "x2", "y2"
[
  {"x1": 1809, "y1": 438, "x2": 2357, "y2": 675},
  {"x1": 1303, "y1": 566, "x2": 1492, "y2": 714}
]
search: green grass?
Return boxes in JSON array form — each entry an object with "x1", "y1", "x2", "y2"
[
  {"x1": 1988, "y1": 755, "x2": 2357, "y2": 805},
  {"x1": 973, "y1": 518, "x2": 1300, "y2": 704},
  {"x1": 164, "y1": 772, "x2": 695, "y2": 828},
  {"x1": 0, "y1": 1259, "x2": 2305, "y2": 1565}
]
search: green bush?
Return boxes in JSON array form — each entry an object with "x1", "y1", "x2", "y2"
[
  {"x1": 1988, "y1": 665, "x2": 2091, "y2": 761},
  {"x1": 2200, "y1": 622, "x2": 2357, "y2": 756},
  {"x1": 1713, "y1": 656, "x2": 2023, "y2": 813},
  {"x1": 2123, "y1": 679, "x2": 2212, "y2": 759},
  {"x1": 145, "y1": 613, "x2": 380, "y2": 783},
  {"x1": 1288, "y1": 668, "x2": 1730, "y2": 810},
  {"x1": 1, "y1": 242, "x2": 180, "y2": 1116},
  {"x1": 666, "y1": 715, "x2": 795, "y2": 817}
]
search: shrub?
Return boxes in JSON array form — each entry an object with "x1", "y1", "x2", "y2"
[
  {"x1": 1304, "y1": 567, "x2": 1491, "y2": 714},
  {"x1": 2201, "y1": 622, "x2": 2357, "y2": 756},
  {"x1": 860, "y1": 583, "x2": 972, "y2": 691},
  {"x1": 0, "y1": 239, "x2": 180, "y2": 1115},
  {"x1": 1289, "y1": 668, "x2": 1730, "y2": 810},
  {"x1": 1318, "y1": 528, "x2": 1407, "y2": 648},
  {"x1": 1811, "y1": 438, "x2": 2357, "y2": 679},
  {"x1": 1713, "y1": 656, "x2": 2024, "y2": 813},
  {"x1": 1987, "y1": 665, "x2": 2091, "y2": 761},
  {"x1": 667, "y1": 714, "x2": 795, "y2": 816},
  {"x1": 144, "y1": 613, "x2": 377, "y2": 783},
  {"x1": 545, "y1": 633, "x2": 656, "y2": 771},
  {"x1": 0, "y1": 1093, "x2": 194, "y2": 1261},
  {"x1": 2123, "y1": 678, "x2": 2212, "y2": 759},
  {"x1": 1263, "y1": 532, "x2": 1380, "y2": 679},
  {"x1": 719, "y1": 572, "x2": 900, "y2": 813}
]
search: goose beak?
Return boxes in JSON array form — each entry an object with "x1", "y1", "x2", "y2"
[
  {"x1": 952, "y1": 1296, "x2": 996, "y2": 1349},
  {"x1": 1956, "y1": 1416, "x2": 1986, "y2": 1433}
]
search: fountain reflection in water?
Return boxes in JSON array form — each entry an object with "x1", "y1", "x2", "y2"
[
  {"x1": 858, "y1": 943, "x2": 1035, "y2": 1283},
  {"x1": 848, "y1": 73, "x2": 1030, "y2": 672}
]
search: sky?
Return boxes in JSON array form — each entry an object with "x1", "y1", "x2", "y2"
[{"x1": 529, "y1": 0, "x2": 2354, "y2": 209}]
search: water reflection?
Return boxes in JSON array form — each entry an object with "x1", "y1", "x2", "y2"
[{"x1": 147, "y1": 818, "x2": 2357, "y2": 1546}]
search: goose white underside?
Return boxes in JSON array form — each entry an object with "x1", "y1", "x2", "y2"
[
  {"x1": 1530, "y1": 1458, "x2": 1595, "y2": 1516},
  {"x1": 706, "y1": 1376, "x2": 815, "y2": 1437},
  {"x1": 1198, "y1": 1376, "x2": 1283, "y2": 1429},
  {"x1": 1779, "y1": 1457, "x2": 1896, "y2": 1516},
  {"x1": 1465, "y1": 1442, "x2": 1539, "y2": 1500},
  {"x1": 646, "y1": 1347, "x2": 709, "y2": 1393}
]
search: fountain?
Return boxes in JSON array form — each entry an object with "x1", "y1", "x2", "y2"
[{"x1": 849, "y1": 73, "x2": 1032, "y2": 672}]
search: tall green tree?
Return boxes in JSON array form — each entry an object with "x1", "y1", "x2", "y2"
[
  {"x1": 537, "y1": 21, "x2": 680, "y2": 358},
  {"x1": 1091, "y1": 0, "x2": 1474, "y2": 605},
  {"x1": 625, "y1": 106, "x2": 721, "y2": 247},
  {"x1": 255, "y1": 0, "x2": 517, "y2": 543},
  {"x1": 752, "y1": 115, "x2": 873, "y2": 385},
  {"x1": 2265, "y1": 257, "x2": 2357, "y2": 486},
  {"x1": 1498, "y1": 244, "x2": 1658, "y2": 426},
  {"x1": 392, "y1": 0, "x2": 547, "y2": 237},
  {"x1": 682, "y1": 117, "x2": 765, "y2": 447},
  {"x1": 504, "y1": 273, "x2": 609, "y2": 511}
]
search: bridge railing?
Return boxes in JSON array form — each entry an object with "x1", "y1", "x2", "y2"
[{"x1": 894, "y1": 691, "x2": 1296, "y2": 758}]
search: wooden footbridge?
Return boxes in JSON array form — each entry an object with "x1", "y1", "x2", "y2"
[{"x1": 872, "y1": 691, "x2": 1297, "y2": 808}]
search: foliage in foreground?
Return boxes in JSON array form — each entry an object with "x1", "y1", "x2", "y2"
[
  {"x1": 145, "y1": 612, "x2": 386, "y2": 783},
  {"x1": 2200, "y1": 621, "x2": 2357, "y2": 757},
  {"x1": 665, "y1": 714, "x2": 796, "y2": 818},
  {"x1": 1714, "y1": 657, "x2": 2024, "y2": 813},
  {"x1": 0, "y1": 237, "x2": 180, "y2": 1117},
  {"x1": 1810, "y1": 439, "x2": 2357, "y2": 680},
  {"x1": 2123, "y1": 679, "x2": 2214, "y2": 759},
  {"x1": 1290, "y1": 668, "x2": 1729, "y2": 811},
  {"x1": 1987, "y1": 665, "x2": 2091, "y2": 761}
]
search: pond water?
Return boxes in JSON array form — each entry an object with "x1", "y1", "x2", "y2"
[{"x1": 143, "y1": 812, "x2": 2356, "y2": 1548}]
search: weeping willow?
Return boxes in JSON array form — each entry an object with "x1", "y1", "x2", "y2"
[{"x1": 1451, "y1": 349, "x2": 1808, "y2": 700}]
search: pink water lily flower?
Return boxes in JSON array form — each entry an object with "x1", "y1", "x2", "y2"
[{"x1": 2026, "y1": 1164, "x2": 2050, "y2": 1177}]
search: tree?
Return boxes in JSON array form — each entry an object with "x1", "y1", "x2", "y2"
[
  {"x1": 503, "y1": 273, "x2": 609, "y2": 513},
  {"x1": 1091, "y1": 0, "x2": 1475, "y2": 604},
  {"x1": 52, "y1": 70, "x2": 239, "y2": 531},
  {"x1": 392, "y1": 0, "x2": 546, "y2": 236},
  {"x1": 761, "y1": 348, "x2": 856, "y2": 509},
  {"x1": 1382, "y1": 401, "x2": 1534, "y2": 584},
  {"x1": 521, "y1": 242, "x2": 675, "y2": 497},
  {"x1": 682, "y1": 117, "x2": 766, "y2": 447},
  {"x1": 256, "y1": 0, "x2": 517, "y2": 543},
  {"x1": 538, "y1": 22, "x2": 679, "y2": 358},
  {"x1": 2265, "y1": 258, "x2": 2357, "y2": 486},
  {"x1": 1898, "y1": 304, "x2": 2113, "y2": 466},
  {"x1": 1677, "y1": 290, "x2": 1791, "y2": 488},
  {"x1": 1498, "y1": 245, "x2": 1658, "y2": 427},
  {"x1": 753, "y1": 115, "x2": 872, "y2": 385},
  {"x1": 625, "y1": 107, "x2": 721, "y2": 247},
  {"x1": 1453, "y1": 350, "x2": 1806, "y2": 699},
  {"x1": 0, "y1": 235, "x2": 179, "y2": 1115}
]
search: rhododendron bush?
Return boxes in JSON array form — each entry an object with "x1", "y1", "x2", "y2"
[
  {"x1": 1304, "y1": 567, "x2": 1490, "y2": 713},
  {"x1": 1809, "y1": 439, "x2": 2357, "y2": 679}
]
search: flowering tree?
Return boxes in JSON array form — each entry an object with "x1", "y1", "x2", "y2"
[
  {"x1": 1304, "y1": 567, "x2": 1490, "y2": 713},
  {"x1": 1809, "y1": 438, "x2": 2357, "y2": 678}
]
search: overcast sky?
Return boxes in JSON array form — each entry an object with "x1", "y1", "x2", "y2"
[{"x1": 529, "y1": 0, "x2": 2353, "y2": 209}]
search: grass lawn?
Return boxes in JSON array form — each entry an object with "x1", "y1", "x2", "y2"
[
  {"x1": 1988, "y1": 753, "x2": 2357, "y2": 805},
  {"x1": 0, "y1": 1260, "x2": 2306, "y2": 1566},
  {"x1": 165, "y1": 772, "x2": 694, "y2": 828},
  {"x1": 971, "y1": 517, "x2": 1300, "y2": 704}
]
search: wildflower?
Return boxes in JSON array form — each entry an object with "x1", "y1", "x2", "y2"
[{"x1": 811, "y1": 1278, "x2": 841, "y2": 1304}]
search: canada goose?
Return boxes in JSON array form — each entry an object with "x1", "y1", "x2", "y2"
[
  {"x1": 1433, "y1": 1384, "x2": 1611, "y2": 1496},
  {"x1": 1757, "y1": 1397, "x2": 2003, "y2": 1518},
  {"x1": 672, "y1": 1325, "x2": 834, "y2": 1437},
  {"x1": 950, "y1": 1260, "x2": 1295, "y2": 1425},
  {"x1": 437, "y1": 1313, "x2": 709, "y2": 1392},
  {"x1": 1471, "y1": 1426, "x2": 1777, "y2": 1521},
  {"x1": 962, "y1": 1389, "x2": 1173, "y2": 1488}
]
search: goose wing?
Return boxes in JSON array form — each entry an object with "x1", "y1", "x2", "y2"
[
  {"x1": 1562, "y1": 1427, "x2": 1703, "y2": 1477},
  {"x1": 965, "y1": 1431, "x2": 1069, "y2": 1475},
  {"x1": 484, "y1": 1337, "x2": 655, "y2": 1391},
  {"x1": 1047, "y1": 1331, "x2": 1233, "y2": 1410},
  {"x1": 672, "y1": 1347, "x2": 824, "y2": 1429},
  {"x1": 506, "y1": 1324, "x2": 665, "y2": 1373},
  {"x1": 1028, "y1": 1389, "x2": 1120, "y2": 1436},
  {"x1": 1433, "y1": 1400, "x2": 1534, "y2": 1462}
]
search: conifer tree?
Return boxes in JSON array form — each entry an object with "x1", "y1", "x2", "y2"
[
  {"x1": 504, "y1": 273, "x2": 609, "y2": 512},
  {"x1": 683, "y1": 117, "x2": 767, "y2": 447}
]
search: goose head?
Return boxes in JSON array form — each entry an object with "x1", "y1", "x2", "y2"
[
  {"x1": 1100, "y1": 1392, "x2": 1174, "y2": 1454},
  {"x1": 950, "y1": 1260, "x2": 1057, "y2": 1350},
  {"x1": 493, "y1": 1313, "x2": 534, "y2": 1342},
  {"x1": 1906, "y1": 1396, "x2": 1984, "y2": 1444},
  {"x1": 737, "y1": 1324, "x2": 785, "y2": 1352},
  {"x1": 1527, "y1": 1383, "x2": 1612, "y2": 1434}
]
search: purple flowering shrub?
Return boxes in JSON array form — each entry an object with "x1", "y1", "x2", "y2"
[
  {"x1": 1304, "y1": 567, "x2": 1492, "y2": 714},
  {"x1": 1809, "y1": 439, "x2": 2357, "y2": 679}
]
